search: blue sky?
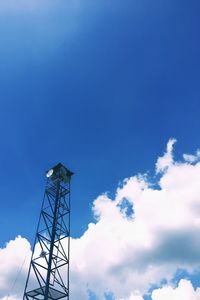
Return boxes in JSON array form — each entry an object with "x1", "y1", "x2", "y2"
[{"x1": 1, "y1": 1, "x2": 200, "y2": 299}]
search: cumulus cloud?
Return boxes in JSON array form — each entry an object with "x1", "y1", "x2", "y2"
[
  {"x1": 1, "y1": 139, "x2": 200, "y2": 299},
  {"x1": 152, "y1": 279, "x2": 200, "y2": 300},
  {"x1": 156, "y1": 138, "x2": 176, "y2": 173},
  {"x1": 183, "y1": 149, "x2": 200, "y2": 163},
  {"x1": 0, "y1": 236, "x2": 31, "y2": 299},
  {"x1": 116, "y1": 292, "x2": 144, "y2": 300},
  {"x1": 69, "y1": 138, "x2": 200, "y2": 299}
]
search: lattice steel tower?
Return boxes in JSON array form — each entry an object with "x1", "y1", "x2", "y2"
[{"x1": 23, "y1": 163, "x2": 73, "y2": 300}]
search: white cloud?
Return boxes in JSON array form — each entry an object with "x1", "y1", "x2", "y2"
[
  {"x1": 156, "y1": 138, "x2": 176, "y2": 173},
  {"x1": 183, "y1": 149, "x2": 200, "y2": 163},
  {"x1": 117, "y1": 292, "x2": 144, "y2": 300},
  {"x1": 183, "y1": 154, "x2": 197, "y2": 163},
  {"x1": 1, "y1": 139, "x2": 200, "y2": 299},
  {"x1": 0, "y1": 236, "x2": 31, "y2": 299},
  {"x1": 152, "y1": 279, "x2": 200, "y2": 300},
  {"x1": 0, "y1": 296, "x2": 20, "y2": 300}
]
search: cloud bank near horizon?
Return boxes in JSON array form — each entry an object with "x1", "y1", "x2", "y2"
[{"x1": 1, "y1": 138, "x2": 200, "y2": 299}]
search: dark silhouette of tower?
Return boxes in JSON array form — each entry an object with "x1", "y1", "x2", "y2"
[{"x1": 23, "y1": 163, "x2": 73, "y2": 300}]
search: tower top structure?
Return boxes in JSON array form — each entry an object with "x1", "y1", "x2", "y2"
[{"x1": 46, "y1": 163, "x2": 74, "y2": 183}]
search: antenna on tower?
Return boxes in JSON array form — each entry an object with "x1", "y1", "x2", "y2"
[{"x1": 23, "y1": 163, "x2": 73, "y2": 300}]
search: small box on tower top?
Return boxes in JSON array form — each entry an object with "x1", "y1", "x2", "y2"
[{"x1": 46, "y1": 163, "x2": 74, "y2": 184}]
